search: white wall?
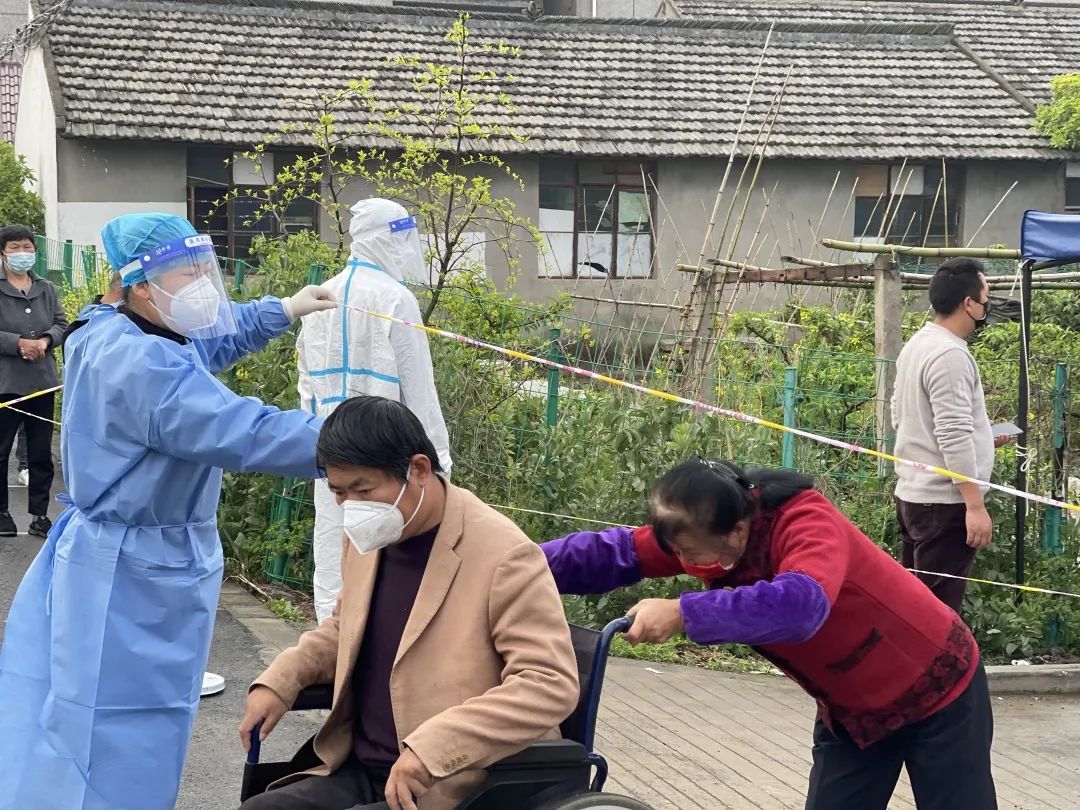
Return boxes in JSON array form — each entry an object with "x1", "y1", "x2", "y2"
[
  {"x1": 56, "y1": 201, "x2": 188, "y2": 255},
  {"x1": 52, "y1": 138, "x2": 188, "y2": 252},
  {"x1": 13, "y1": 45, "x2": 57, "y2": 235}
]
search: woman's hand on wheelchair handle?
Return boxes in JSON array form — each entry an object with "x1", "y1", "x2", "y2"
[
  {"x1": 239, "y1": 685, "x2": 290, "y2": 752},
  {"x1": 623, "y1": 598, "x2": 684, "y2": 645}
]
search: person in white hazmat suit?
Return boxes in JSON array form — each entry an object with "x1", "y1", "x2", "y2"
[{"x1": 297, "y1": 198, "x2": 453, "y2": 622}]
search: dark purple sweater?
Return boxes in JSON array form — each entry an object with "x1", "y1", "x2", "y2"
[{"x1": 352, "y1": 525, "x2": 439, "y2": 768}]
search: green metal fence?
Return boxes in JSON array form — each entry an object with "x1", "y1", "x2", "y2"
[{"x1": 33, "y1": 233, "x2": 258, "y2": 290}]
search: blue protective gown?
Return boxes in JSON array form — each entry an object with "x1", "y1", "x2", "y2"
[{"x1": 0, "y1": 298, "x2": 322, "y2": 810}]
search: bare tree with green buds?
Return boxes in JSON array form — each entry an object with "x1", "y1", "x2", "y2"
[{"x1": 212, "y1": 13, "x2": 542, "y2": 322}]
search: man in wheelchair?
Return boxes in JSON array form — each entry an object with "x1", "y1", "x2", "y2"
[{"x1": 237, "y1": 396, "x2": 579, "y2": 810}]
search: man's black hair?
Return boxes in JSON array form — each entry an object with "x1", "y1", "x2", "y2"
[
  {"x1": 0, "y1": 225, "x2": 34, "y2": 253},
  {"x1": 928, "y1": 258, "x2": 986, "y2": 316},
  {"x1": 317, "y1": 395, "x2": 444, "y2": 482}
]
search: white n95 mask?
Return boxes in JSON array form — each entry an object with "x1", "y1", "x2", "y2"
[
  {"x1": 165, "y1": 275, "x2": 222, "y2": 333},
  {"x1": 343, "y1": 476, "x2": 425, "y2": 555}
]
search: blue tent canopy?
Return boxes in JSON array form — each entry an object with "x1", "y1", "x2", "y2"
[{"x1": 1020, "y1": 210, "x2": 1080, "y2": 264}]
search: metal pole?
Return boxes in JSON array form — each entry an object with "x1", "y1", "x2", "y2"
[
  {"x1": 546, "y1": 327, "x2": 561, "y2": 428},
  {"x1": 874, "y1": 255, "x2": 901, "y2": 477},
  {"x1": 233, "y1": 260, "x2": 245, "y2": 294},
  {"x1": 307, "y1": 262, "x2": 327, "y2": 286},
  {"x1": 782, "y1": 366, "x2": 797, "y2": 468},
  {"x1": 1014, "y1": 260, "x2": 1033, "y2": 597},
  {"x1": 62, "y1": 239, "x2": 74, "y2": 287},
  {"x1": 82, "y1": 245, "x2": 95, "y2": 288},
  {"x1": 1042, "y1": 362, "x2": 1067, "y2": 556},
  {"x1": 34, "y1": 235, "x2": 45, "y2": 276},
  {"x1": 266, "y1": 478, "x2": 296, "y2": 584}
]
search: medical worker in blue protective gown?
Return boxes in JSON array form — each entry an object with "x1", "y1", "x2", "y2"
[
  {"x1": 0, "y1": 213, "x2": 337, "y2": 810},
  {"x1": 296, "y1": 197, "x2": 452, "y2": 623}
]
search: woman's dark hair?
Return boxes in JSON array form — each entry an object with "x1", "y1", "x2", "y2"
[
  {"x1": 650, "y1": 458, "x2": 814, "y2": 548},
  {"x1": 0, "y1": 225, "x2": 34, "y2": 252},
  {"x1": 316, "y1": 395, "x2": 444, "y2": 482}
]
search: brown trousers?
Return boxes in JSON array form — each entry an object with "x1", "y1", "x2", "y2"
[{"x1": 896, "y1": 499, "x2": 976, "y2": 615}]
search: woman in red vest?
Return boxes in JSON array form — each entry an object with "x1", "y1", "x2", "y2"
[{"x1": 541, "y1": 458, "x2": 996, "y2": 810}]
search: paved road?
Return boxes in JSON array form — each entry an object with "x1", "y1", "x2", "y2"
[
  {"x1": 1, "y1": 539, "x2": 320, "y2": 810},
  {"x1": 0, "y1": 450, "x2": 323, "y2": 810}
]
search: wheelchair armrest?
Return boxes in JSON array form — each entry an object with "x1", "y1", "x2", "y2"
[
  {"x1": 488, "y1": 739, "x2": 588, "y2": 769},
  {"x1": 290, "y1": 683, "x2": 334, "y2": 711}
]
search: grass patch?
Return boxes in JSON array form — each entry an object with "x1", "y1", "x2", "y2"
[
  {"x1": 609, "y1": 635, "x2": 782, "y2": 675},
  {"x1": 267, "y1": 598, "x2": 305, "y2": 624}
]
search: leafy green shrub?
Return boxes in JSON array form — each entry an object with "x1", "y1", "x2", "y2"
[
  {"x1": 1034, "y1": 73, "x2": 1080, "y2": 150},
  {"x1": 0, "y1": 142, "x2": 45, "y2": 232}
]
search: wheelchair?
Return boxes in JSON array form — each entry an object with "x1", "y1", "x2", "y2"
[{"x1": 242, "y1": 617, "x2": 654, "y2": 809}]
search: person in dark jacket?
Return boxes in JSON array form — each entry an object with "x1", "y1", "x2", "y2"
[
  {"x1": 541, "y1": 458, "x2": 996, "y2": 810},
  {"x1": 0, "y1": 224, "x2": 68, "y2": 538}
]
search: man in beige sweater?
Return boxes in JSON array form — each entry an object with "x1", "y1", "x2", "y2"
[{"x1": 892, "y1": 259, "x2": 1010, "y2": 614}]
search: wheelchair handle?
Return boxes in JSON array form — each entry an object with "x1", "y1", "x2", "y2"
[
  {"x1": 247, "y1": 723, "x2": 263, "y2": 765},
  {"x1": 599, "y1": 615, "x2": 633, "y2": 653},
  {"x1": 579, "y1": 616, "x2": 634, "y2": 752},
  {"x1": 612, "y1": 615, "x2": 634, "y2": 633}
]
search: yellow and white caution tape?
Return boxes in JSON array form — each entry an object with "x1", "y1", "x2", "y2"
[
  {"x1": 340, "y1": 304, "x2": 1079, "y2": 516},
  {"x1": 0, "y1": 386, "x2": 63, "y2": 426}
]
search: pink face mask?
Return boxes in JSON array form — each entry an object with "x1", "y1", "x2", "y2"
[{"x1": 680, "y1": 557, "x2": 736, "y2": 582}]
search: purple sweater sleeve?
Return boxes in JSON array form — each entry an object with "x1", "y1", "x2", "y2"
[
  {"x1": 679, "y1": 572, "x2": 830, "y2": 646},
  {"x1": 540, "y1": 526, "x2": 644, "y2": 595}
]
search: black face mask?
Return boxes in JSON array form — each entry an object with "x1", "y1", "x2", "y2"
[{"x1": 971, "y1": 297, "x2": 991, "y2": 326}]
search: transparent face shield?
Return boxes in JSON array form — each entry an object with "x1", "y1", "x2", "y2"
[
  {"x1": 351, "y1": 215, "x2": 427, "y2": 284},
  {"x1": 121, "y1": 235, "x2": 238, "y2": 339}
]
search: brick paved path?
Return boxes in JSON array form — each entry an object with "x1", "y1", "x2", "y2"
[{"x1": 600, "y1": 658, "x2": 1080, "y2": 810}]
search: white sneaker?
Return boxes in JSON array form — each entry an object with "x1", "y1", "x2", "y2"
[
  {"x1": 17, "y1": 469, "x2": 28, "y2": 487},
  {"x1": 200, "y1": 671, "x2": 225, "y2": 698}
]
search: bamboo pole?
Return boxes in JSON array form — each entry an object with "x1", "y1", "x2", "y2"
[
  {"x1": 783, "y1": 255, "x2": 832, "y2": 267},
  {"x1": 671, "y1": 277, "x2": 1080, "y2": 291},
  {"x1": 678, "y1": 25, "x2": 774, "y2": 339},
  {"x1": 675, "y1": 262, "x2": 1080, "y2": 288},
  {"x1": 809, "y1": 171, "x2": 842, "y2": 262},
  {"x1": 568, "y1": 294, "x2": 688, "y2": 311},
  {"x1": 922, "y1": 177, "x2": 944, "y2": 252},
  {"x1": 820, "y1": 239, "x2": 1022, "y2": 259},
  {"x1": 696, "y1": 69, "x2": 793, "y2": 387},
  {"x1": 716, "y1": 179, "x2": 781, "y2": 337},
  {"x1": 965, "y1": 180, "x2": 1018, "y2": 247},
  {"x1": 942, "y1": 158, "x2": 950, "y2": 248},
  {"x1": 881, "y1": 158, "x2": 910, "y2": 240},
  {"x1": 678, "y1": 94, "x2": 783, "y2": 390}
]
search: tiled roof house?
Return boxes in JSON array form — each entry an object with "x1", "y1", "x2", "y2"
[{"x1": 11, "y1": 0, "x2": 1080, "y2": 312}]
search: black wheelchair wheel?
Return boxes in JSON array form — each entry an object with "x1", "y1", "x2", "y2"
[{"x1": 534, "y1": 793, "x2": 654, "y2": 809}]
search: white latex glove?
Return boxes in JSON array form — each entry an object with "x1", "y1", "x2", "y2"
[{"x1": 281, "y1": 285, "x2": 338, "y2": 323}]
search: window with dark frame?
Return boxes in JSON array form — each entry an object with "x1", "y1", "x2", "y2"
[
  {"x1": 538, "y1": 159, "x2": 656, "y2": 279},
  {"x1": 1066, "y1": 163, "x2": 1080, "y2": 213},
  {"x1": 186, "y1": 148, "x2": 318, "y2": 261},
  {"x1": 853, "y1": 163, "x2": 963, "y2": 247}
]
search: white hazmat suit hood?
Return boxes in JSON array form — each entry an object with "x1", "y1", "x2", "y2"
[
  {"x1": 348, "y1": 198, "x2": 427, "y2": 284},
  {"x1": 297, "y1": 197, "x2": 452, "y2": 622}
]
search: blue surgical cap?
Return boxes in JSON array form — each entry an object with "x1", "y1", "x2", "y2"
[{"x1": 101, "y1": 213, "x2": 198, "y2": 283}]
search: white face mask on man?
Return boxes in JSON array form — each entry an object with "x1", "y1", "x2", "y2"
[{"x1": 342, "y1": 472, "x2": 425, "y2": 554}]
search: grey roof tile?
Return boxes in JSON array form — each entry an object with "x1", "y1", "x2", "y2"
[
  {"x1": 676, "y1": 0, "x2": 1080, "y2": 104},
  {"x1": 40, "y1": 0, "x2": 1063, "y2": 159},
  {"x1": 0, "y1": 62, "x2": 19, "y2": 143}
]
